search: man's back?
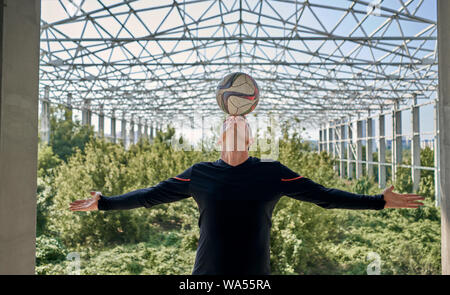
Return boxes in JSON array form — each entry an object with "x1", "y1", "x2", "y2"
[
  {"x1": 97, "y1": 156, "x2": 385, "y2": 275},
  {"x1": 189, "y1": 157, "x2": 281, "y2": 275}
]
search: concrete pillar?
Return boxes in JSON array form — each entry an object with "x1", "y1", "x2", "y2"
[
  {"x1": 137, "y1": 117, "x2": 142, "y2": 141},
  {"x1": 356, "y1": 119, "x2": 363, "y2": 179},
  {"x1": 319, "y1": 126, "x2": 323, "y2": 153},
  {"x1": 378, "y1": 114, "x2": 386, "y2": 188},
  {"x1": 40, "y1": 86, "x2": 51, "y2": 143},
  {"x1": 333, "y1": 119, "x2": 339, "y2": 172},
  {"x1": 201, "y1": 115, "x2": 205, "y2": 149},
  {"x1": 144, "y1": 120, "x2": 149, "y2": 140},
  {"x1": 0, "y1": 0, "x2": 40, "y2": 274},
  {"x1": 66, "y1": 93, "x2": 72, "y2": 121},
  {"x1": 322, "y1": 126, "x2": 326, "y2": 153},
  {"x1": 347, "y1": 119, "x2": 354, "y2": 179},
  {"x1": 88, "y1": 103, "x2": 92, "y2": 125},
  {"x1": 121, "y1": 113, "x2": 127, "y2": 145},
  {"x1": 130, "y1": 115, "x2": 135, "y2": 145},
  {"x1": 395, "y1": 101, "x2": 403, "y2": 169},
  {"x1": 435, "y1": 100, "x2": 441, "y2": 208},
  {"x1": 340, "y1": 119, "x2": 346, "y2": 179},
  {"x1": 318, "y1": 126, "x2": 321, "y2": 153},
  {"x1": 437, "y1": 0, "x2": 450, "y2": 274},
  {"x1": 366, "y1": 116, "x2": 374, "y2": 178},
  {"x1": 392, "y1": 100, "x2": 402, "y2": 182},
  {"x1": 82, "y1": 99, "x2": 91, "y2": 126},
  {"x1": 319, "y1": 128, "x2": 324, "y2": 152},
  {"x1": 150, "y1": 121, "x2": 154, "y2": 139},
  {"x1": 328, "y1": 123, "x2": 333, "y2": 154},
  {"x1": 111, "y1": 109, "x2": 116, "y2": 144},
  {"x1": 411, "y1": 96, "x2": 421, "y2": 192},
  {"x1": 98, "y1": 104, "x2": 104, "y2": 137},
  {"x1": 323, "y1": 125, "x2": 326, "y2": 153},
  {"x1": 392, "y1": 106, "x2": 395, "y2": 183}
]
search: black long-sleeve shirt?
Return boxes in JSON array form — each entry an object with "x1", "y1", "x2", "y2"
[{"x1": 98, "y1": 156, "x2": 385, "y2": 275}]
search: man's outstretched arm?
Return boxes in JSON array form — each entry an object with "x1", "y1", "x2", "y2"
[
  {"x1": 69, "y1": 166, "x2": 193, "y2": 211},
  {"x1": 278, "y1": 162, "x2": 424, "y2": 210}
]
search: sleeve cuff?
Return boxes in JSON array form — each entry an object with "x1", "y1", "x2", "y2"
[
  {"x1": 97, "y1": 194, "x2": 108, "y2": 211},
  {"x1": 372, "y1": 194, "x2": 386, "y2": 210}
]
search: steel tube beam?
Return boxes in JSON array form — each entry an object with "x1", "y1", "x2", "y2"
[
  {"x1": 144, "y1": 120, "x2": 149, "y2": 140},
  {"x1": 43, "y1": 62, "x2": 438, "y2": 67},
  {"x1": 319, "y1": 125, "x2": 323, "y2": 153},
  {"x1": 40, "y1": 36, "x2": 437, "y2": 42},
  {"x1": 121, "y1": 113, "x2": 127, "y2": 146},
  {"x1": 82, "y1": 99, "x2": 91, "y2": 126},
  {"x1": 111, "y1": 109, "x2": 116, "y2": 144},
  {"x1": 130, "y1": 116, "x2": 135, "y2": 145},
  {"x1": 378, "y1": 114, "x2": 386, "y2": 188},
  {"x1": 41, "y1": 86, "x2": 50, "y2": 143},
  {"x1": 392, "y1": 100, "x2": 402, "y2": 182},
  {"x1": 340, "y1": 119, "x2": 346, "y2": 179},
  {"x1": 366, "y1": 117, "x2": 374, "y2": 178},
  {"x1": 347, "y1": 119, "x2": 354, "y2": 179},
  {"x1": 334, "y1": 120, "x2": 339, "y2": 173},
  {"x1": 328, "y1": 124, "x2": 333, "y2": 155},
  {"x1": 411, "y1": 97, "x2": 421, "y2": 192},
  {"x1": 434, "y1": 100, "x2": 441, "y2": 208},
  {"x1": 356, "y1": 119, "x2": 363, "y2": 179},
  {"x1": 137, "y1": 117, "x2": 142, "y2": 142},
  {"x1": 66, "y1": 93, "x2": 72, "y2": 121},
  {"x1": 150, "y1": 121, "x2": 154, "y2": 139},
  {"x1": 98, "y1": 104, "x2": 104, "y2": 137}
]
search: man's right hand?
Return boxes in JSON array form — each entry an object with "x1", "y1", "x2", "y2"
[{"x1": 69, "y1": 191, "x2": 101, "y2": 211}]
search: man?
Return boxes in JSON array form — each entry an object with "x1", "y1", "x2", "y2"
[{"x1": 70, "y1": 115, "x2": 425, "y2": 275}]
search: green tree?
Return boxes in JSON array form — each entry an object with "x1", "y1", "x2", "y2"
[{"x1": 49, "y1": 106, "x2": 94, "y2": 162}]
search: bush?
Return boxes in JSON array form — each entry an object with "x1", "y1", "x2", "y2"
[
  {"x1": 37, "y1": 121, "x2": 441, "y2": 274},
  {"x1": 49, "y1": 106, "x2": 94, "y2": 162},
  {"x1": 37, "y1": 144, "x2": 61, "y2": 236},
  {"x1": 36, "y1": 235, "x2": 67, "y2": 265},
  {"x1": 47, "y1": 130, "x2": 216, "y2": 248},
  {"x1": 48, "y1": 138, "x2": 147, "y2": 246}
]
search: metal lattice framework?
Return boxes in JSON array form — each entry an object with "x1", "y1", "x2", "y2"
[{"x1": 39, "y1": 0, "x2": 438, "y2": 127}]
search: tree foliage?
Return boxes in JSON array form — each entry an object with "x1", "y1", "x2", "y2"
[{"x1": 49, "y1": 106, "x2": 94, "y2": 162}]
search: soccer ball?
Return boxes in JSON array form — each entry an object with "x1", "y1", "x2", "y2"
[{"x1": 216, "y1": 72, "x2": 260, "y2": 115}]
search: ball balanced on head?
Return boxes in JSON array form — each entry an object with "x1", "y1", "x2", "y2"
[{"x1": 216, "y1": 72, "x2": 260, "y2": 116}]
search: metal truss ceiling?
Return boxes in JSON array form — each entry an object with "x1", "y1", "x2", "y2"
[{"x1": 40, "y1": 0, "x2": 438, "y2": 125}]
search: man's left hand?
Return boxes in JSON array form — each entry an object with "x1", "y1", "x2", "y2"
[{"x1": 382, "y1": 185, "x2": 425, "y2": 209}]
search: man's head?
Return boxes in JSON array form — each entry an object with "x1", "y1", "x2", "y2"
[{"x1": 218, "y1": 115, "x2": 253, "y2": 152}]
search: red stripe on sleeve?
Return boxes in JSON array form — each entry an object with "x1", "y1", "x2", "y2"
[
  {"x1": 173, "y1": 177, "x2": 191, "y2": 182},
  {"x1": 281, "y1": 176, "x2": 304, "y2": 182}
]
